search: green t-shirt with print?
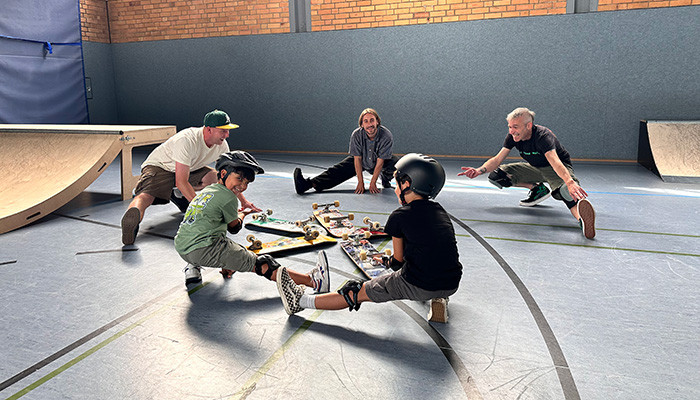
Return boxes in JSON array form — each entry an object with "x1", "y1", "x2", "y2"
[{"x1": 174, "y1": 183, "x2": 239, "y2": 254}]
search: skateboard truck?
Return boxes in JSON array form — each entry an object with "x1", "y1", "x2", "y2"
[
  {"x1": 342, "y1": 230, "x2": 371, "y2": 242},
  {"x1": 360, "y1": 247, "x2": 392, "y2": 262},
  {"x1": 324, "y1": 213, "x2": 354, "y2": 223},
  {"x1": 251, "y1": 209, "x2": 273, "y2": 222},
  {"x1": 246, "y1": 234, "x2": 263, "y2": 251},
  {"x1": 362, "y1": 216, "x2": 383, "y2": 231},
  {"x1": 312, "y1": 200, "x2": 340, "y2": 211},
  {"x1": 294, "y1": 216, "x2": 315, "y2": 227},
  {"x1": 302, "y1": 225, "x2": 320, "y2": 241}
]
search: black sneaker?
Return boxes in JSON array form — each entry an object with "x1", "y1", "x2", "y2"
[
  {"x1": 519, "y1": 183, "x2": 551, "y2": 207},
  {"x1": 121, "y1": 207, "x2": 140, "y2": 245},
  {"x1": 381, "y1": 176, "x2": 393, "y2": 189},
  {"x1": 293, "y1": 168, "x2": 312, "y2": 194},
  {"x1": 170, "y1": 189, "x2": 190, "y2": 213}
]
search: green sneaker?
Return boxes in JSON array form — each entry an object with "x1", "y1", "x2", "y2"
[{"x1": 519, "y1": 183, "x2": 551, "y2": 207}]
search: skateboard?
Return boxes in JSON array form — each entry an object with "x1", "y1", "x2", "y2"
[
  {"x1": 312, "y1": 201, "x2": 387, "y2": 238},
  {"x1": 244, "y1": 233, "x2": 336, "y2": 255},
  {"x1": 339, "y1": 231, "x2": 393, "y2": 279},
  {"x1": 245, "y1": 209, "x2": 324, "y2": 239}
]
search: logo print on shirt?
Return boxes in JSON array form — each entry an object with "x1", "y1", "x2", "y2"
[{"x1": 182, "y1": 193, "x2": 213, "y2": 225}]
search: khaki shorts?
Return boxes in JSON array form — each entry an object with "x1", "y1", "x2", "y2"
[
  {"x1": 501, "y1": 162, "x2": 579, "y2": 189},
  {"x1": 364, "y1": 269, "x2": 458, "y2": 303},
  {"x1": 179, "y1": 236, "x2": 257, "y2": 273},
  {"x1": 134, "y1": 165, "x2": 214, "y2": 205}
]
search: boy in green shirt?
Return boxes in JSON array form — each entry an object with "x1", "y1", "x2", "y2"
[{"x1": 174, "y1": 151, "x2": 329, "y2": 293}]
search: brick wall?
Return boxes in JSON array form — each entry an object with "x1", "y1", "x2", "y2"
[
  {"x1": 80, "y1": 0, "x2": 698, "y2": 43},
  {"x1": 598, "y1": 0, "x2": 697, "y2": 10},
  {"x1": 81, "y1": 0, "x2": 111, "y2": 42},
  {"x1": 311, "y1": 0, "x2": 566, "y2": 31}
]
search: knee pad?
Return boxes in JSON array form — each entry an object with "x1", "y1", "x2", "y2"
[
  {"x1": 488, "y1": 168, "x2": 513, "y2": 189},
  {"x1": 254, "y1": 254, "x2": 280, "y2": 280},
  {"x1": 552, "y1": 185, "x2": 577, "y2": 209},
  {"x1": 338, "y1": 280, "x2": 363, "y2": 312}
]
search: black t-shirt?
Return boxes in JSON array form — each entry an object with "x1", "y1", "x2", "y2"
[
  {"x1": 503, "y1": 124, "x2": 572, "y2": 168},
  {"x1": 384, "y1": 199, "x2": 462, "y2": 291}
]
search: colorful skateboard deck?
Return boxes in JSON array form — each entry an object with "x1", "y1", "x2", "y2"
[
  {"x1": 312, "y1": 201, "x2": 387, "y2": 238},
  {"x1": 245, "y1": 233, "x2": 336, "y2": 255},
  {"x1": 245, "y1": 209, "x2": 324, "y2": 238},
  {"x1": 339, "y1": 234, "x2": 393, "y2": 279}
]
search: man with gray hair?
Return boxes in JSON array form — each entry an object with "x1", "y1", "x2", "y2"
[{"x1": 458, "y1": 107, "x2": 596, "y2": 239}]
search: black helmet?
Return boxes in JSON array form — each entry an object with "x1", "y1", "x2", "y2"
[
  {"x1": 216, "y1": 151, "x2": 264, "y2": 182},
  {"x1": 394, "y1": 153, "x2": 445, "y2": 199}
]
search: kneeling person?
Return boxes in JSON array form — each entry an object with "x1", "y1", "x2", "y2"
[
  {"x1": 278, "y1": 153, "x2": 462, "y2": 322},
  {"x1": 174, "y1": 151, "x2": 329, "y2": 293}
]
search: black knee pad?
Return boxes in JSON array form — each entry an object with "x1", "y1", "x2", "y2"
[
  {"x1": 552, "y1": 186, "x2": 577, "y2": 209},
  {"x1": 488, "y1": 168, "x2": 513, "y2": 189},
  {"x1": 338, "y1": 280, "x2": 363, "y2": 312},
  {"x1": 255, "y1": 254, "x2": 280, "y2": 280}
]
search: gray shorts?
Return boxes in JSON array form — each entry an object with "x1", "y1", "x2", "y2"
[
  {"x1": 179, "y1": 236, "x2": 257, "y2": 273},
  {"x1": 134, "y1": 165, "x2": 214, "y2": 205},
  {"x1": 364, "y1": 269, "x2": 458, "y2": 303},
  {"x1": 501, "y1": 162, "x2": 579, "y2": 189}
]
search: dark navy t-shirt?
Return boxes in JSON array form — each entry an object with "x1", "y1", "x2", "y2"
[
  {"x1": 503, "y1": 124, "x2": 572, "y2": 168},
  {"x1": 384, "y1": 199, "x2": 462, "y2": 291}
]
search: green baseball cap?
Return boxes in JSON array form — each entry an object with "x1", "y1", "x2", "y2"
[{"x1": 203, "y1": 109, "x2": 239, "y2": 130}]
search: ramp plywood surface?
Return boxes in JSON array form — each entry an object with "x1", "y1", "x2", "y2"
[
  {"x1": 639, "y1": 120, "x2": 700, "y2": 182},
  {"x1": 0, "y1": 125, "x2": 175, "y2": 234}
]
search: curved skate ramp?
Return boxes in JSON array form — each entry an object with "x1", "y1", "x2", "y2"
[
  {"x1": 0, "y1": 125, "x2": 175, "y2": 234},
  {"x1": 638, "y1": 120, "x2": 700, "y2": 182}
]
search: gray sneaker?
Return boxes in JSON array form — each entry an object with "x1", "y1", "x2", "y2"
[
  {"x1": 276, "y1": 267, "x2": 305, "y2": 315},
  {"x1": 184, "y1": 264, "x2": 202, "y2": 286},
  {"x1": 310, "y1": 250, "x2": 330, "y2": 294},
  {"x1": 519, "y1": 183, "x2": 551, "y2": 207}
]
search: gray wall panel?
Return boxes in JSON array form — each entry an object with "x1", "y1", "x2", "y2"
[
  {"x1": 88, "y1": 6, "x2": 699, "y2": 160},
  {"x1": 82, "y1": 41, "x2": 118, "y2": 124}
]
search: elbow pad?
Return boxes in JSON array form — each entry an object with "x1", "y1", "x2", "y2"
[{"x1": 227, "y1": 218, "x2": 242, "y2": 234}]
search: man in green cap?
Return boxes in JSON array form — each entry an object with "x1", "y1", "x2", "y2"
[{"x1": 120, "y1": 109, "x2": 261, "y2": 245}]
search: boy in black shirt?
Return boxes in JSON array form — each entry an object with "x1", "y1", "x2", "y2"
[
  {"x1": 459, "y1": 107, "x2": 596, "y2": 239},
  {"x1": 277, "y1": 153, "x2": 462, "y2": 323}
]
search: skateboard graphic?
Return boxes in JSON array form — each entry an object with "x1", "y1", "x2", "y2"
[
  {"x1": 312, "y1": 201, "x2": 387, "y2": 238},
  {"x1": 244, "y1": 233, "x2": 336, "y2": 255},
  {"x1": 339, "y1": 231, "x2": 393, "y2": 279},
  {"x1": 245, "y1": 209, "x2": 324, "y2": 240}
]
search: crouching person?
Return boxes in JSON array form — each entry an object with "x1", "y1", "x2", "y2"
[
  {"x1": 278, "y1": 153, "x2": 462, "y2": 322},
  {"x1": 174, "y1": 151, "x2": 329, "y2": 294}
]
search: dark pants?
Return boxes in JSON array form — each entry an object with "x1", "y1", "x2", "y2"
[{"x1": 311, "y1": 156, "x2": 398, "y2": 191}]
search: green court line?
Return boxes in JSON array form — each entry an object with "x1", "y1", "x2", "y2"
[
  {"x1": 340, "y1": 210, "x2": 700, "y2": 238},
  {"x1": 455, "y1": 234, "x2": 699, "y2": 258},
  {"x1": 5, "y1": 281, "x2": 212, "y2": 400},
  {"x1": 228, "y1": 309, "x2": 326, "y2": 400}
]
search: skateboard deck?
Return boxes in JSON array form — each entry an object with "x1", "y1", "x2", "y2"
[
  {"x1": 312, "y1": 201, "x2": 386, "y2": 238},
  {"x1": 245, "y1": 209, "x2": 324, "y2": 238},
  {"x1": 245, "y1": 233, "x2": 336, "y2": 255},
  {"x1": 339, "y1": 233, "x2": 393, "y2": 279}
]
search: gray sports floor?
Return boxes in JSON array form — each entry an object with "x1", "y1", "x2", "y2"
[{"x1": 1, "y1": 151, "x2": 698, "y2": 400}]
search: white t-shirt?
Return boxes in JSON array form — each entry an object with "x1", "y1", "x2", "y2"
[{"x1": 142, "y1": 126, "x2": 230, "y2": 172}]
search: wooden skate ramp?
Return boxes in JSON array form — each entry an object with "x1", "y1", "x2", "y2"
[
  {"x1": 0, "y1": 125, "x2": 175, "y2": 234},
  {"x1": 638, "y1": 120, "x2": 700, "y2": 182}
]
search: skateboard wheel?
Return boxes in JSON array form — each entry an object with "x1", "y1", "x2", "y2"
[
  {"x1": 363, "y1": 216, "x2": 371, "y2": 224},
  {"x1": 295, "y1": 220, "x2": 303, "y2": 227},
  {"x1": 384, "y1": 249, "x2": 392, "y2": 256},
  {"x1": 347, "y1": 213, "x2": 354, "y2": 221},
  {"x1": 359, "y1": 250, "x2": 367, "y2": 260},
  {"x1": 324, "y1": 215, "x2": 331, "y2": 223},
  {"x1": 364, "y1": 231, "x2": 371, "y2": 239},
  {"x1": 342, "y1": 233, "x2": 349, "y2": 240},
  {"x1": 266, "y1": 209, "x2": 273, "y2": 215},
  {"x1": 253, "y1": 240, "x2": 262, "y2": 248},
  {"x1": 303, "y1": 225, "x2": 311, "y2": 232},
  {"x1": 252, "y1": 214, "x2": 260, "y2": 220},
  {"x1": 372, "y1": 221, "x2": 381, "y2": 230},
  {"x1": 333, "y1": 200, "x2": 340, "y2": 207},
  {"x1": 312, "y1": 203, "x2": 319, "y2": 210},
  {"x1": 312, "y1": 230, "x2": 320, "y2": 239},
  {"x1": 246, "y1": 234, "x2": 256, "y2": 243}
]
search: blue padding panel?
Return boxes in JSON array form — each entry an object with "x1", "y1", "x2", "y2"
[{"x1": 0, "y1": 0, "x2": 88, "y2": 123}]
